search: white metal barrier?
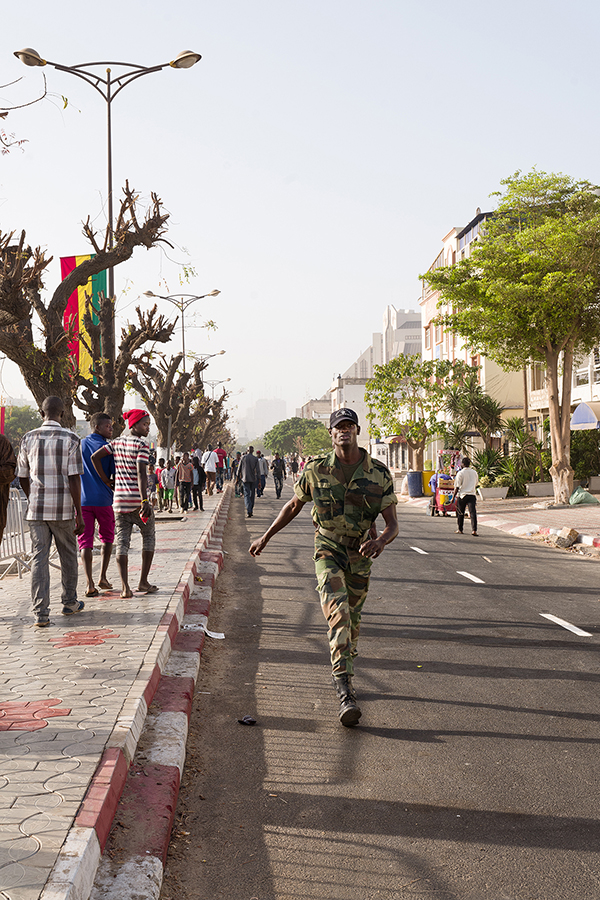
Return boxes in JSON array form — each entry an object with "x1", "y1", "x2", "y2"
[{"x1": 0, "y1": 488, "x2": 31, "y2": 579}]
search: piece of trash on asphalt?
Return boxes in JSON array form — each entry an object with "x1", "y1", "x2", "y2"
[{"x1": 238, "y1": 715, "x2": 257, "y2": 726}]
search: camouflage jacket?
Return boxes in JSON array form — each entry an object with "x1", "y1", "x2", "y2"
[{"x1": 293, "y1": 449, "x2": 397, "y2": 539}]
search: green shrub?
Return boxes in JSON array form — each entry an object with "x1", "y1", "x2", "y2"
[{"x1": 474, "y1": 448, "x2": 503, "y2": 480}]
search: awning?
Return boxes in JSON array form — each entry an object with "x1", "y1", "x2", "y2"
[{"x1": 570, "y1": 401, "x2": 600, "y2": 430}]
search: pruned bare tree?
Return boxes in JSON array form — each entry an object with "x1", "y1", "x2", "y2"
[
  {"x1": 128, "y1": 352, "x2": 230, "y2": 451},
  {"x1": 0, "y1": 183, "x2": 172, "y2": 426},
  {"x1": 77, "y1": 301, "x2": 175, "y2": 435}
]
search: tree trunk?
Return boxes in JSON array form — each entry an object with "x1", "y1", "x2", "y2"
[
  {"x1": 546, "y1": 345, "x2": 574, "y2": 503},
  {"x1": 407, "y1": 440, "x2": 425, "y2": 470}
]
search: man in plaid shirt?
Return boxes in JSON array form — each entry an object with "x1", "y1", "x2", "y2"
[{"x1": 17, "y1": 396, "x2": 85, "y2": 627}]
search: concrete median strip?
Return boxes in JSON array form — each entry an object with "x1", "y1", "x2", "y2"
[{"x1": 38, "y1": 489, "x2": 231, "y2": 900}]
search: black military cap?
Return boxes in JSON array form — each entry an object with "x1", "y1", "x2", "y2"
[{"x1": 329, "y1": 407, "x2": 359, "y2": 429}]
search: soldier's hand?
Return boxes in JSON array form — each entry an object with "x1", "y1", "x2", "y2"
[
  {"x1": 249, "y1": 535, "x2": 269, "y2": 557},
  {"x1": 358, "y1": 536, "x2": 386, "y2": 559}
]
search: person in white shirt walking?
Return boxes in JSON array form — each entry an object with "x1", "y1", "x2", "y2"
[
  {"x1": 202, "y1": 445, "x2": 219, "y2": 496},
  {"x1": 452, "y1": 457, "x2": 479, "y2": 536}
]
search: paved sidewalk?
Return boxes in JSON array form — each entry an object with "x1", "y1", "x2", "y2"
[
  {"x1": 399, "y1": 493, "x2": 600, "y2": 546},
  {"x1": 0, "y1": 492, "x2": 229, "y2": 900}
]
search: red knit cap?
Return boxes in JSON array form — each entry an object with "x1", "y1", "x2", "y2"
[{"x1": 123, "y1": 409, "x2": 149, "y2": 428}]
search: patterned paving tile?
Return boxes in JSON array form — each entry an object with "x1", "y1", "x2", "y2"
[{"x1": 0, "y1": 702, "x2": 71, "y2": 733}]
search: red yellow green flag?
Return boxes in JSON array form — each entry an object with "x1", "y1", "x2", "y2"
[{"x1": 60, "y1": 256, "x2": 106, "y2": 382}]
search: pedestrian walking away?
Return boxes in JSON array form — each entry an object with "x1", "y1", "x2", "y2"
[
  {"x1": 0, "y1": 431, "x2": 17, "y2": 544},
  {"x1": 231, "y1": 451, "x2": 242, "y2": 497},
  {"x1": 236, "y1": 446, "x2": 261, "y2": 517},
  {"x1": 215, "y1": 441, "x2": 227, "y2": 492},
  {"x1": 17, "y1": 396, "x2": 86, "y2": 626},
  {"x1": 79, "y1": 412, "x2": 116, "y2": 596},
  {"x1": 202, "y1": 445, "x2": 219, "y2": 496},
  {"x1": 256, "y1": 449, "x2": 269, "y2": 497},
  {"x1": 177, "y1": 452, "x2": 194, "y2": 511},
  {"x1": 270, "y1": 451, "x2": 287, "y2": 499},
  {"x1": 452, "y1": 456, "x2": 479, "y2": 536},
  {"x1": 91, "y1": 408, "x2": 157, "y2": 598},
  {"x1": 250, "y1": 408, "x2": 398, "y2": 726},
  {"x1": 192, "y1": 456, "x2": 206, "y2": 510}
]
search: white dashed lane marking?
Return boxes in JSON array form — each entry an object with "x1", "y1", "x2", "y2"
[
  {"x1": 540, "y1": 614, "x2": 593, "y2": 637},
  {"x1": 410, "y1": 547, "x2": 428, "y2": 555},
  {"x1": 457, "y1": 571, "x2": 485, "y2": 584}
]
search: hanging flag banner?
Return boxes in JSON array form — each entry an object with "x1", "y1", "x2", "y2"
[{"x1": 60, "y1": 255, "x2": 106, "y2": 381}]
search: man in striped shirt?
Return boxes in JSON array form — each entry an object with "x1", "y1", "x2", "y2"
[
  {"x1": 92, "y1": 409, "x2": 157, "y2": 598},
  {"x1": 17, "y1": 396, "x2": 85, "y2": 626}
]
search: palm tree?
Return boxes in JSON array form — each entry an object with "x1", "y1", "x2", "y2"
[
  {"x1": 476, "y1": 396, "x2": 504, "y2": 450},
  {"x1": 436, "y1": 421, "x2": 473, "y2": 455},
  {"x1": 444, "y1": 369, "x2": 503, "y2": 449},
  {"x1": 504, "y1": 415, "x2": 545, "y2": 482}
]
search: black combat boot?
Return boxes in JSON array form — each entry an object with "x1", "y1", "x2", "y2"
[{"x1": 331, "y1": 674, "x2": 362, "y2": 727}]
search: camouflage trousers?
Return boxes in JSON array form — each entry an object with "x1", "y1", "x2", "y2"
[{"x1": 313, "y1": 534, "x2": 372, "y2": 676}]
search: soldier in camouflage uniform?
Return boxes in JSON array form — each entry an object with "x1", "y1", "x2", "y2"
[{"x1": 250, "y1": 408, "x2": 398, "y2": 726}]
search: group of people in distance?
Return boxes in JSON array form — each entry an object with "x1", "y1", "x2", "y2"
[{"x1": 231, "y1": 447, "x2": 292, "y2": 517}]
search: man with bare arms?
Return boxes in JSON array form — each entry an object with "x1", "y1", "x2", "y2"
[{"x1": 91, "y1": 409, "x2": 157, "y2": 598}]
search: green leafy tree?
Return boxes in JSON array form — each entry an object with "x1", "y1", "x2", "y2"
[
  {"x1": 365, "y1": 356, "x2": 473, "y2": 469},
  {"x1": 263, "y1": 417, "x2": 331, "y2": 456},
  {"x1": 3, "y1": 405, "x2": 42, "y2": 447},
  {"x1": 425, "y1": 169, "x2": 600, "y2": 503}
]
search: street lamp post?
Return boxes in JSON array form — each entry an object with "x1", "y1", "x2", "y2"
[
  {"x1": 143, "y1": 290, "x2": 221, "y2": 371},
  {"x1": 14, "y1": 48, "x2": 202, "y2": 306},
  {"x1": 204, "y1": 378, "x2": 231, "y2": 398}
]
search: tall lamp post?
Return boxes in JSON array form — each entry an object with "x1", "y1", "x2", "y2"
[
  {"x1": 143, "y1": 290, "x2": 221, "y2": 371},
  {"x1": 204, "y1": 378, "x2": 231, "y2": 398},
  {"x1": 14, "y1": 47, "x2": 202, "y2": 306}
]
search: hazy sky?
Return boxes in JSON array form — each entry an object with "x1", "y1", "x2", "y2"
[{"x1": 1, "y1": 1, "x2": 599, "y2": 429}]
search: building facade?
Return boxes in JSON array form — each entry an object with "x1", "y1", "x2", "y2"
[{"x1": 419, "y1": 209, "x2": 523, "y2": 463}]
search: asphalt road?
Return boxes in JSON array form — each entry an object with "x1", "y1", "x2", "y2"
[{"x1": 160, "y1": 482, "x2": 600, "y2": 900}]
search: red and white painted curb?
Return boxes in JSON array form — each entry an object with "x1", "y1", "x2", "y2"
[{"x1": 40, "y1": 488, "x2": 231, "y2": 900}]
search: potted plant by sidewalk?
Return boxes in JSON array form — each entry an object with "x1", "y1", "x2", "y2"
[{"x1": 478, "y1": 474, "x2": 510, "y2": 500}]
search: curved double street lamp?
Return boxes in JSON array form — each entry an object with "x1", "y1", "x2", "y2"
[
  {"x1": 14, "y1": 47, "x2": 202, "y2": 304},
  {"x1": 143, "y1": 290, "x2": 221, "y2": 371},
  {"x1": 204, "y1": 378, "x2": 231, "y2": 398}
]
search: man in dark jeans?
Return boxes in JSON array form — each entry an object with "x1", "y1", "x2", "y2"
[
  {"x1": 177, "y1": 452, "x2": 194, "y2": 511},
  {"x1": 452, "y1": 457, "x2": 479, "y2": 536},
  {"x1": 236, "y1": 447, "x2": 261, "y2": 518},
  {"x1": 192, "y1": 457, "x2": 205, "y2": 510},
  {"x1": 270, "y1": 452, "x2": 287, "y2": 499}
]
